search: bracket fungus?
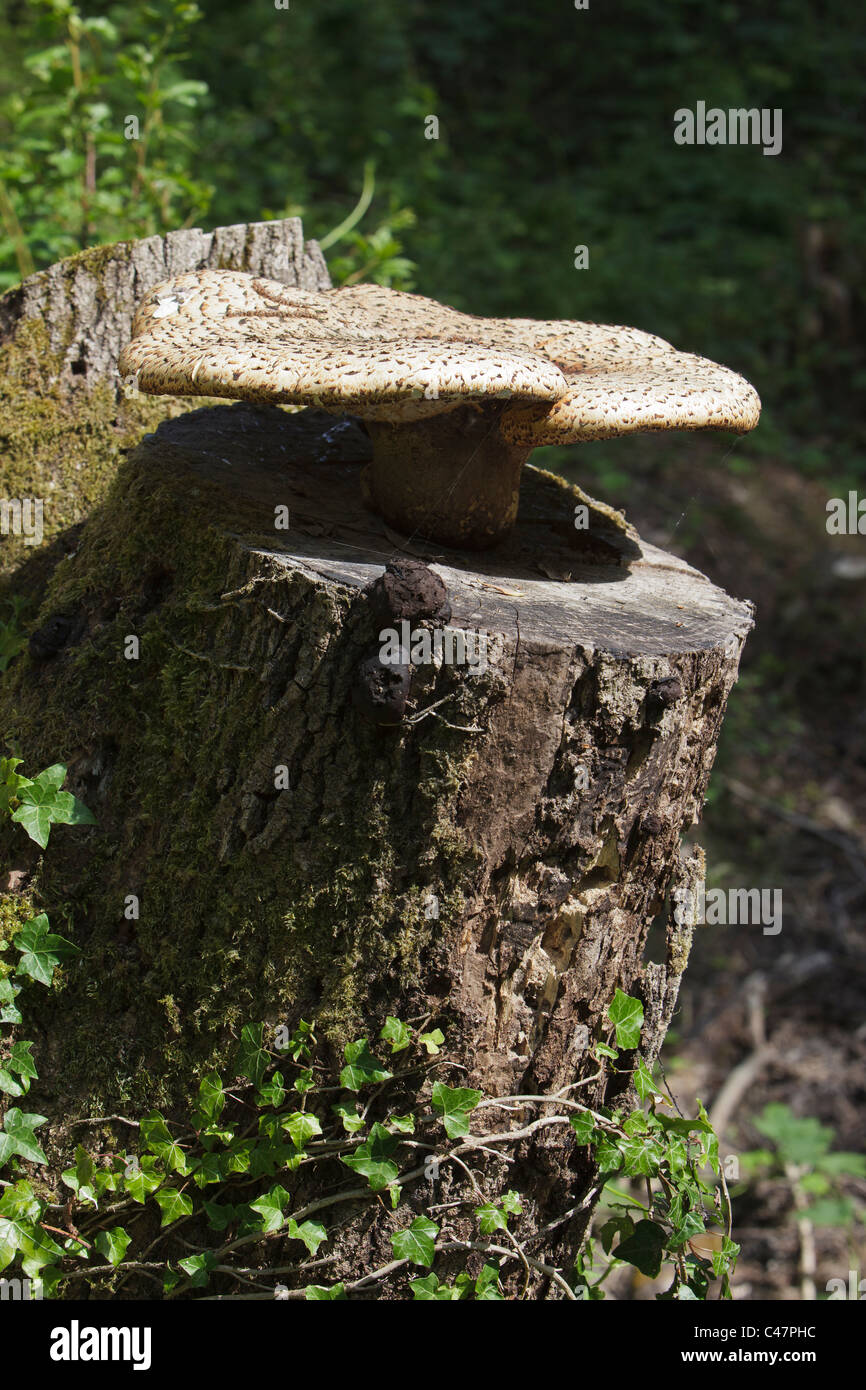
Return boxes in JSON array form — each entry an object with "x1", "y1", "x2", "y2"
[{"x1": 119, "y1": 270, "x2": 761, "y2": 549}]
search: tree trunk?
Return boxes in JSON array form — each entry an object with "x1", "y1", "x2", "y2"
[{"x1": 0, "y1": 228, "x2": 752, "y2": 1297}]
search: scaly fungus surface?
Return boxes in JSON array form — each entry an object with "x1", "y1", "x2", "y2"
[{"x1": 119, "y1": 271, "x2": 761, "y2": 548}]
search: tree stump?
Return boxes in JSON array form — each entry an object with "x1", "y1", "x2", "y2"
[{"x1": 0, "y1": 228, "x2": 753, "y2": 1296}]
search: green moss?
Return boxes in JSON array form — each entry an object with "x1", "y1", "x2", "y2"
[
  {"x1": 0, "y1": 442, "x2": 487, "y2": 1123},
  {"x1": 0, "y1": 315, "x2": 204, "y2": 590},
  {"x1": 0, "y1": 891, "x2": 35, "y2": 950}
]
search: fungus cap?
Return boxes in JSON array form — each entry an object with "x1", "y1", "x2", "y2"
[
  {"x1": 119, "y1": 270, "x2": 761, "y2": 548},
  {"x1": 119, "y1": 270, "x2": 760, "y2": 439}
]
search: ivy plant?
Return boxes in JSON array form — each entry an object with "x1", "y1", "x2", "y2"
[
  {"x1": 1, "y1": 761, "x2": 95, "y2": 848},
  {"x1": 0, "y1": 994, "x2": 737, "y2": 1301}
]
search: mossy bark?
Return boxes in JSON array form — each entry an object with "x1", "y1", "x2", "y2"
[{"x1": 0, "y1": 392, "x2": 752, "y2": 1292}]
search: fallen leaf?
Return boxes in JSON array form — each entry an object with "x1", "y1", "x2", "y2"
[{"x1": 480, "y1": 583, "x2": 525, "y2": 597}]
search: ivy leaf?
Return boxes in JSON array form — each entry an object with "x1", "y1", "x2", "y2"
[
  {"x1": 250, "y1": 1184, "x2": 290, "y2": 1234},
  {"x1": 475, "y1": 1263, "x2": 504, "y2": 1300},
  {"x1": 475, "y1": 1202, "x2": 507, "y2": 1234},
  {"x1": 193, "y1": 1071, "x2": 226, "y2": 1126},
  {"x1": 123, "y1": 1158, "x2": 162, "y2": 1204},
  {"x1": 275, "y1": 1020, "x2": 315, "y2": 1062},
  {"x1": 665, "y1": 1134, "x2": 690, "y2": 1181},
  {"x1": 391, "y1": 1215, "x2": 439, "y2": 1267},
  {"x1": 380, "y1": 1016, "x2": 411, "y2": 1053},
  {"x1": 191, "y1": 1152, "x2": 226, "y2": 1188},
  {"x1": 250, "y1": 1139, "x2": 297, "y2": 1179},
  {"x1": 10, "y1": 764, "x2": 95, "y2": 848},
  {"x1": 341, "y1": 1122, "x2": 400, "y2": 1190},
  {"x1": 0, "y1": 757, "x2": 29, "y2": 809},
  {"x1": 418, "y1": 1029, "x2": 445, "y2": 1055},
  {"x1": 431, "y1": 1082, "x2": 481, "y2": 1139},
  {"x1": 288, "y1": 1217, "x2": 327, "y2": 1255},
  {"x1": 410, "y1": 1272, "x2": 460, "y2": 1300},
  {"x1": 0, "y1": 1181, "x2": 41, "y2": 1223},
  {"x1": 711, "y1": 1237, "x2": 740, "y2": 1277},
  {"x1": 621, "y1": 1136, "x2": 665, "y2": 1178},
  {"x1": 139, "y1": 1113, "x2": 190, "y2": 1174},
  {"x1": 178, "y1": 1250, "x2": 217, "y2": 1288},
  {"x1": 595, "y1": 1042, "x2": 619, "y2": 1060},
  {"x1": 388, "y1": 1113, "x2": 415, "y2": 1134},
  {"x1": 656, "y1": 1110, "x2": 714, "y2": 1137},
  {"x1": 0, "y1": 1068, "x2": 23, "y2": 1098},
  {"x1": 203, "y1": 1199, "x2": 239, "y2": 1232},
  {"x1": 0, "y1": 1217, "x2": 21, "y2": 1274},
  {"x1": 501, "y1": 1190, "x2": 522, "y2": 1216},
  {"x1": 607, "y1": 989, "x2": 644, "y2": 1049},
  {"x1": 332, "y1": 1100, "x2": 365, "y2": 1133},
  {"x1": 235, "y1": 1023, "x2": 269, "y2": 1089},
  {"x1": 153, "y1": 1186, "x2": 193, "y2": 1227},
  {"x1": 224, "y1": 1139, "x2": 255, "y2": 1175},
  {"x1": 94, "y1": 1226, "x2": 131, "y2": 1268},
  {"x1": 595, "y1": 1136, "x2": 624, "y2": 1174},
  {"x1": 633, "y1": 1057, "x2": 665, "y2": 1102},
  {"x1": 0, "y1": 1108, "x2": 48, "y2": 1165},
  {"x1": 0, "y1": 977, "x2": 22, "y2": 1024},
  {"x1": 667, "y1": 1209, "x2": 706, "y2": 1251},
  {"x1": 305, "y1": 1282, "x2": 346, "y2": 1300},
  {"x1": 569, "y1": 1111, "x2": 597, "y2": 1144},
  {"x1": 257, "y1": 1071, "x2": 286, "y2": 1108},
  {"x1": 696, "y1": 1100, "x2": 720, "y2": 1172},
  {"x1": 7, "y1": 1040, "x2": 38, "y2": 1083},
  {"x1": 614, "y1": 1219, "x2": 667, "y2": 1278},
  {"x1": 684, "y1": 1264, "x2": 710, "y2": 1300},
  {"x1": 9, "y1": 1220, "x2": 64, "y2": 1279},
  {"x1": 61, "y1": 1146, "x2": 98, "y2": 1207},
  {"x1": 0, "y1": 1197, "x2": 62, "y2": 1278},
  {"x1": 282, "y1": 1111, "x2": 322, "y2": 1151},
  {"x1": 600, "y1": 1214, "x2": 634, "y2": 1254},
  {"x1": 13, "y1": 915, "x2": 78, "y2": 986},
  {"x1": 340, "y1": 1038, "x2": 391, "y2": 1091}
]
